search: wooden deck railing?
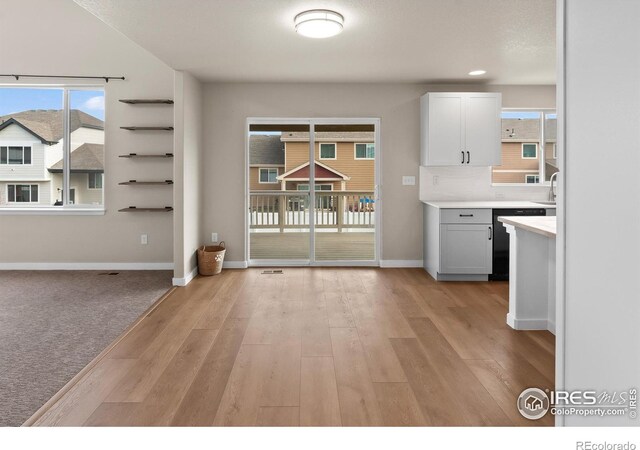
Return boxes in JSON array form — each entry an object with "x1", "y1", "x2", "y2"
[{"x1": 249, "y1": 190, "x2": 375, "y2": 231}]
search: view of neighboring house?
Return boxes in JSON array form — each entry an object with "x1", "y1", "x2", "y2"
[
  {"x1": 0, "y1": 109, "x2": 104, "y2": 206},
  {"x1": 249, "y1": 131, "x2": 374, "y2": 192},
  {"x1": 492, "y1": 116, "x2": 557, "y2": 184}
]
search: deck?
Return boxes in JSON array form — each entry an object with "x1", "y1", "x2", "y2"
[{"x1": 250, "y1": 231, "x2": 375, "y2": 261}]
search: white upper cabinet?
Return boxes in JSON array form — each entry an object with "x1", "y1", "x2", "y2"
[{"x1": 420, "y1": 92, "x2": 501, "y2": 166}]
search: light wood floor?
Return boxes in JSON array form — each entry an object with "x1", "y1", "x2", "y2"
[
  {"x1": 250, "y1": 232, "x2": 375, "y2": 260},
  {"x1": 27, "y1": 268, "x2": 555, "y2": 427}
]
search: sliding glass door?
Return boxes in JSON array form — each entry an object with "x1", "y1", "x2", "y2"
[
  {"x1": 247, "y1": 119, "x2": 379, "y2": 266},
  {"x1": 312, "y1": 122, "x2": 377, "y2": 262}
]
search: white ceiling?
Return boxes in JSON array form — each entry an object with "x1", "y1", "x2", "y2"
[{"x1": 73, "y1": 0, "x2": 556, "y2": 84}]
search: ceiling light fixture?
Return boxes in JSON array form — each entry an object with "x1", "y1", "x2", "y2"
[
  {"x1": 294, "y1": 9, "x2": 344, "y2": 39},
  {"x1": 468, "y1": 70, "x2": 487, "y2": 76}
]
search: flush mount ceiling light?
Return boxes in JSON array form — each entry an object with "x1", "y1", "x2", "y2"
[
  {"x1": 294, "y1": 9, "x2": 344, "y2": 38},
  {"x1": 468, "y1": 70, "x2": 487, "y2": 76}
]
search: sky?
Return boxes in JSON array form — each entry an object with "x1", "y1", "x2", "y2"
[{"x1": 0, "y1": 87, "x2": 105, "y2": 120}]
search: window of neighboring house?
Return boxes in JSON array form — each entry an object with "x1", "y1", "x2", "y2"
[
  {"x1": 259, "y1": 168, "x2": 278, "y2": 183},
  {"x1": 522, "y1": 143, "x2": 538, "y2": 159},
  {"x1": 354, "y1": 143, "x2": 375, "y2": 159},
  {"x1": 0, "y1": 86, "x2": 105, "y2": 210},
  {"x1": 319, "y1": 143, "x2": 336, "y2": 159},
  {"x1": 7, "y1": 184, "x2": 38, "y2": 203},
  {"x1": 297, "y1": 184, "x2": 333, "y2": 208},
  {"x1": 525, "y1": 174, "x2": 540, "y2": 184},
  {"x1": 88, "y1": 173, "x2": 103, "y2": 189},
  {"x1": 0, "y1": 146, "x2": 32, "y2": 164},
  {"x1": 296, "y1": 184, "x2": 333, "y2": 191}
]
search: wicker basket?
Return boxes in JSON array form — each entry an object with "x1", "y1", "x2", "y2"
[{"x1": 197, "y1": 242, "x2": 226, "y2": 276}]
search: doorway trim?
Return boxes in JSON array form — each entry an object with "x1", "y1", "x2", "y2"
[{"x1": 245, "y1": 117, "x2": 382, "y2": 267}]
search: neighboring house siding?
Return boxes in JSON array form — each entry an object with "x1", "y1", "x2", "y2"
[
  {"x1": 70, "y1": 127, "x2": 104, "y2": 149},
  {"x1": 0, "y1": 124, "x2": 47, "y2": 180},
  {"x1": 50, "y1": 173, "x2": 102, "y2": 205},
  {"x1": 249, "y1": 166, "x2": 284, "y2": 191},
  {"x1": 494, "y1": 142, "x2": 540, "y2": 171},
  {"x1": 285, "y1": 142, "x2": 374, "y2": 191}
]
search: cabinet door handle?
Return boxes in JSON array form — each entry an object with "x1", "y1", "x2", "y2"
[
  {"x1": 467, "y1": 151, "x2": 470, "y2": 164},
  {"x1": 461, "y1": 151, "x2": 465, "y2": 164},
  {"x1": 488, "y1": 226, "x2": 493, "y2": 240},
  {"x1": 459, "y1": 214, "x2": 474, "y2": 217}
]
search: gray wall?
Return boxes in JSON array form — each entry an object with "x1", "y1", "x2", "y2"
[
  {"x1": 561, "y1": 0, "x2": 640, "y2": 426},
  {"x1": 202, "y1": 83, "x2": 555, "y2": 263},
  {"x1": 173, "y1": 71, "x2": 203, "y2": 280}
]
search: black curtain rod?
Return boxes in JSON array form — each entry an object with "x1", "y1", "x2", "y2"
[{"x1": 0, "y1": 74, "x2": 125, "y2": 83}]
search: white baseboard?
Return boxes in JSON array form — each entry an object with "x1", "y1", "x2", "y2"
[
  {"x1": 224, "y1": 261, "x2": 248, "y2": 269},
  {"x1": 379, "y1": 260, "x2": 423, "y2": 268},
  {"x1": 506, "y1": 313, "x2": 551, "y2": 331},
  {"x1": 172, "y1": 266, "x2": 198, "y2": 287},
  {"x1": 0, "y1": 262, "x2": 174, "y2": 270}
]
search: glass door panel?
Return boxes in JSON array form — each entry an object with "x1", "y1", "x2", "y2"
[
  {"x1": 248, "y1": 123, "x2": 310, "y2": 262},
  {"x1": 313, "y1": 123, "x2": 377, "y2": 262}
]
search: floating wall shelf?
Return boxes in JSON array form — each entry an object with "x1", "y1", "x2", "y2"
[
  {"x1": 119, "y1": 99, "x2": 174, "y2": 105},
  {"x1": 119, "y1": 180, "x2": 173, "y2": 185},
  {"x1": 118, "y1": 206, "x2": 173, "y2": 212},
  {"x1": 120, "y1": 126, "x2": 174, "y2": 131},
  {"x1": 118, "y1": 153, "x2": 174, "y2": 158}
]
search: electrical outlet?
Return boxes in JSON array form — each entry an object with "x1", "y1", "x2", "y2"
[
  {"x1": 402, "y1": 176, "x2": 416, "y2": 186},
  {"x1": 211, "y1": 233, "x2": 218, "y2": 243},
  {"x1": 495, "y1": 192, "x2": 505, "y2": 199},
  {"x1": 433, "y1": 175, "x2": 439, "y2": 186},
  {"x1": 141, "y1": 234, "x2": 148, "y2": 245}
]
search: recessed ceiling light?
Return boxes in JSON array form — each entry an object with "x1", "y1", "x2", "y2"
[
  {"x1": 294, "y1": 9, "x2": 344, "y2": 39},
  {"x1": 468, "y1": 70, "x2": 487, "y2": 76}
]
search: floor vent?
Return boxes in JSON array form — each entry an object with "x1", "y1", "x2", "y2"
[
  {"x1": 98, "y1": 272, "x2": 120, "y2": 276},
  {"x1": 261, "y1": 269, "x2": 284, "y2": 275}
]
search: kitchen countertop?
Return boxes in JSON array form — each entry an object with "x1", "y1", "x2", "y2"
[
  {"x1": 422, "y1": 200, "x2": 556, "y2": 209},
  {"x1": 498, "y1": 216, "x2": 557, "y2": 238}
]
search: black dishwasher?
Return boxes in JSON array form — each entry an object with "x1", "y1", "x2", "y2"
[{"x1": 490, "y1": 208, "x2": 546, "y2": 281}]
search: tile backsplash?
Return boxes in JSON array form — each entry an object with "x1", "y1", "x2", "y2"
[{"x1": 419, "y1": 166, "x2": 552, "y2": 202}]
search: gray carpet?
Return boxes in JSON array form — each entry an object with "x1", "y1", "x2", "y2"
[{"x1": 0, "y1": 270, "x2": 172, "y2": 427}]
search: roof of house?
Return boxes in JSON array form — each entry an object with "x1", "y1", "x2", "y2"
[
  {"x1": 48, "y1": 143, "x2": 104, "y2": 173},
  {"x1": 502, "y1": 118, "x2": 556, "y2": 142},
  {"x1": 0, "y1": 109, "x2": 104, "y2": 144},
  {"x1": 249, "y1": 135, "x2": 284, "y2": 165},
  {"x1": 277, "y1": 160, "x2": 350, "y2": 181},
  {"x1": 280, "y1": 131, "x2": 375, "y2": 143}
]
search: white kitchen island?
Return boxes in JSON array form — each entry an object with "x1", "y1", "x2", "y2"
[{"x1": 498, "y1": 216, "x2": 556, "y2": 334}]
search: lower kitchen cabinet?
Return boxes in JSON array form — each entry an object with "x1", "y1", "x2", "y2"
[
  {"x1": 423, "y1": 204, "x2": 493, "y2": 281},
  {"x1": 440, "y1": 224, "x2": 492, "y2": 274}
]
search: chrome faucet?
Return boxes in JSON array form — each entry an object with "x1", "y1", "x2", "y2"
[{"x1": 549, "y1": 172, "x2": 559, "y2": 202}]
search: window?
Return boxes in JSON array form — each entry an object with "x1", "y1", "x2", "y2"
[
  {"x1": 492, "y1": 109, "x2": 556, "y2": 185},
  {"x1": 88, "y1": 173, "x2": 103, "y2": 189},
  {"x1": 552, "y1": 143, "x2": 557, "y2": 159},
  {"x1": 354, "y1": 143, "x2": 375, "y2": 159},
  {"x1": 0, "y1": 146, "x2": 31, "y2": 164},
  {"x1": 7, "y1": 184, "x2": 38, "y2": 203},
  {"x1": 522, "y1": 143, "x2": 538, "y2": 159},
  {"x1": 0, "y1": 86, "x2": 104, "y2": 209},
  {"x1": 259, "y1": 168, "x2": 278, "y2": 183},
  {"x1": 319, "y1": 143, "x2": 336, "y2": 159},
  {"x1": 296, "y1": 184, "x2": 333, "y2": 191},
  {"x1": 525, "y1": 174, "x2": 540, "y2": 184}
]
